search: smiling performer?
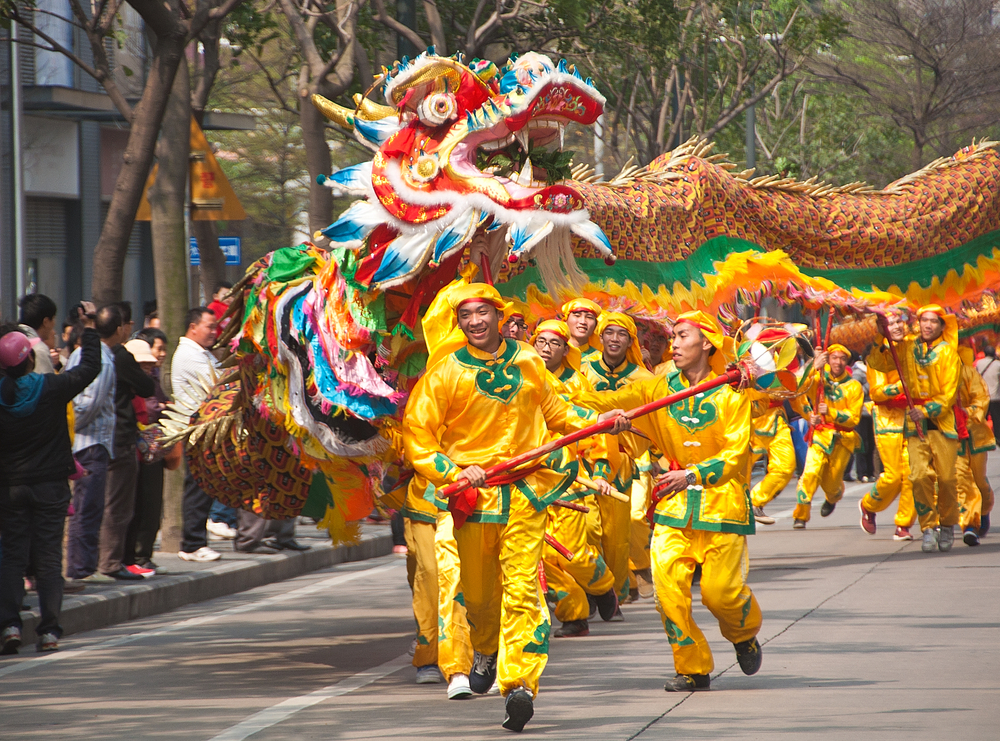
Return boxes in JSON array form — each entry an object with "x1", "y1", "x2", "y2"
[
  {"x1": 858, "y1": 311, "x2": 916, "y2": 540},
  {"x1": 791, "y1": 345, "x2": 864, "y2": 528},
  {"x1": 402, "y1": 284, "x2": 627, "y2": 732},
  {"x1": 531, "y1": 320, "x2": 618, "y2": 637},
  {"x1": 581, "y1": 312, "x2": 654, "y2": 614},
  {"x1": 868, "y1": 305, "x2": 961, "y2": 553},
  {"x1": 561, "y1": 298, "x2": 603, "y2": 361},
  {"x1": 580, "y1": 311, "x2": 762, "y2": 692}
]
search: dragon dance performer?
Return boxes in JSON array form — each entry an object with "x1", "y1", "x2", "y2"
[
  {"x1": 955, "y1": 346, "x2": 996, "y2": 546},
  {"x1": 858, "y1": 311, "x2": 916, "y2": 540},
  {"x1": 869, "y1": 305, "x2": 962, "y2": 553},
  {"x1": 531, "y1": 320, "x2": 619, "y2": 637},
  {"x1": 791, "y1": 345, "x2": 864, "y2": 529},
  {"x1": 581, "y1": 312, "x2": 655, "y2": 612},
  {"x1": 580, "y1": 311, "x2": 762, "y2": 692},
  {"x1": 747, "y1": 395, "x2": 795, "y2": 525},
  {"x1": 562, "y1": 298, "x2": 603, "y2": 361},
  {"x1": 402, "y1": 283, "x2": 628, "y2": 732}
]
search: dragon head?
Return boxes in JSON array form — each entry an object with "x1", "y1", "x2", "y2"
[{"x1": 313, "y1": 50, "x2": 614, "y2": 290}]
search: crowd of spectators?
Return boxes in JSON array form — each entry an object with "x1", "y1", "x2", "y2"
[{"x1": 0, "y1": 285, "x2": 312, "y2": 656}]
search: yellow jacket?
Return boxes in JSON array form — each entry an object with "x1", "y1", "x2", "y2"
[
  {"x1": 868, "y1": 337, "x2": 961, "y2": 439},
  {"x1": 402, "y1": 339, "x2": 597, "y2": 523},
  {"x1": 580, "y1": 368, "x2": 753, "y2": 535},
  {"x1": 795, "y1": 368, "x2": 864, "y2": 454},
  {"x1": 545, "y1": 364, "x2": 613, "y2": 494},
  {"x1": 867, "y1": 364, "x2": 907, "y2": 435},
  {"x1": 959, "y1": 364, "x2": 996, "y2": 454}
]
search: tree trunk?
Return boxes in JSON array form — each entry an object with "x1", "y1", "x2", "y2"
[
  {"x1": 149, "y1": 57, "x2": 192, "y2": 553},
  {"x1": 90, "y1": 27, "x2": 188, "y2": 306},
  {"x1": 300, "y1": 89, "x2": 334, "y2": 237},
  {"x1": 192, "y1": 220, "x2": 226, "y2": 300}
]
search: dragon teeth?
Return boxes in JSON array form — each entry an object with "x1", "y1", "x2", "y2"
[
  {"x1": 515, "y1": 157, "x2": 534, "y2": 187},
  {"x1": 515, "y1": 129, "x2": 530, "y2": 151}
]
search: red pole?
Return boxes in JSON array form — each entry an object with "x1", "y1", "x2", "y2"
[
  {"x1": 544, "y1": 533, "x2": 575, "y2": 561},
  {"x1": 479, "y1": 254, "x2": 494, "y2": 286},
  {"x1": 439, "y1": 368, "x2": 743, "y2": 499}
]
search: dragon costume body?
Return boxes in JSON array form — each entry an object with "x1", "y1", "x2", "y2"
[{"x1": 168, "y1": 49, "x2": 1000, "y2": 540}]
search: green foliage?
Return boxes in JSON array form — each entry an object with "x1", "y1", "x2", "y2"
[{"x1": 476, "y1": 139, "x2": 576, "y2": 185}]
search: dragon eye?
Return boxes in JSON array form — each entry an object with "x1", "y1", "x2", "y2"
[{"x1": 417, "y1": 92, "x2": 458, "y2": 127}]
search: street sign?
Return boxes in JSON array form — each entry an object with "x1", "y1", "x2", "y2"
[{"x1": 190, "y1": 236, "x2": 241, "y2": 266}]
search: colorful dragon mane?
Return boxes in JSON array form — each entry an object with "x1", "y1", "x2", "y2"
[{"x1": 173, "y1": 49, "x2": 1000, "y2": 540}]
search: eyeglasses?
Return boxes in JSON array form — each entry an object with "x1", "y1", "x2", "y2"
[
  {"x1": 534, "y1": 337, "x2": 566, "y2": 349},
  {"x1": 507, "y1": 318, "x2": 528, "y2": 331}
]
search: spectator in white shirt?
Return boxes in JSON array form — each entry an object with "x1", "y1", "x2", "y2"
[
  {"x1": 171, "y1": 308, "x2": 222, "y2": 562},
  {"x1": 64, "y1": 304, "x2": 124, "y2": 581}
]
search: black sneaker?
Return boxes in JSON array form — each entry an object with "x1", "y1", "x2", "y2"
[
  {"x1": 981, "y1": 514, "x2": 991, "y2": 538},
  {"x1": 735, "y1": 637, "x2": 762, "y2": 675},
  {"x1": 502, "y1": 687, "x2": 534, "y2": 732},
  {"x1": 553, "y1": 619, "x2": 589, "y2": 638},
  {"x1": 820, "y1": 500, "x2": 836, "y2": 517},
  {"x1": 587, "y1": 594, "x2": 598, "y2": 620},
  {"x1": 469, "y1": 650, "x2": 498, "y2": 694},
  {"x1": 964, "y1": 528, "x2": 981, "y2": 547},
  {"x1": 595, "y1": 588, "x2": 619, "y2": 622},
  {"x1": 664, "y1": 673, "x2": 710, "y2": 692}
]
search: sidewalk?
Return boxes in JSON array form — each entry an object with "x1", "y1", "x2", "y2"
[{"x1": 18, "y1": 520, "x2": 396, "y2": 638}]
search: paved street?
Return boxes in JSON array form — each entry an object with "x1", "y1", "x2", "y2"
[{"x1": 2, "y1": 474, "x2": 999, "y2": 740}]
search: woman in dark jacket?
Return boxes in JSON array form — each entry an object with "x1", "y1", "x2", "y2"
[{"x1": 0, "y1": 312, "x2": 100, "y2": 655}]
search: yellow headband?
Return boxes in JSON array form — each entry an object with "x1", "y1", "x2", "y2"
[
  {"x1": 827, "y1": 343, "x2": 851, "y2": 358},
  {"x1": 597, "y1": 312, "x2": 645, "y2": 367},
  {"x1": 561, "y1": 297, "x2": 602, "y2": 319},
  {"x1": 448, "y1": 283, "x2": 511, "y2": 313}
]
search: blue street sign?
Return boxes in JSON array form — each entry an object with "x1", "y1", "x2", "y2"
[{"x1": 190, "y1": 236, "x2": 241, "y2": 266}]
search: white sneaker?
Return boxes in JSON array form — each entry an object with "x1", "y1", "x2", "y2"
[
  {"x1": 206, "y1": 521, "x2": 237, "y2": 539},
  {"x1": 447, "y1": 673, "x2": 473, "y2": 699},
  {"x1": 753, "y1": 506, "x2": 776, "y2": 525},
  {"x1": 487, "y1": 678, "x2": 501, "y2": 695},
  {"x1": 178, "y1": 546, "x2": 222, "y2": 562}
]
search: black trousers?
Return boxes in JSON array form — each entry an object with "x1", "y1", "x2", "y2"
[
  {"x1": 990, "y1": 400, "x2": 1000, "y2": 446},
  {"x1": 234, "y1": 509, "x2": 295, "y2": 551},
  {"x1": 855, "y1": 415, "x2": 876, "y2": 479},
  {"x1": 124, "y1": 460, "x2": 165, "y2": 565},
  {"x1": 181, "y1": 468, "x2": 213, "y2": 553},
  {"x1": 0, "y1": 481, "x2": 72, "y2": 637}
]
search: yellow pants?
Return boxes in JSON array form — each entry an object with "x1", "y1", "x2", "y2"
[
  {"x1": 544, "y1": 505, "x2": 615, "y2": 622},
  {"x1": 629, "y1": 470, "x2": 652, "y2": 575},
  {"x1": 861, "y1": 431, "x2": 915, "y2": 527},
  {"x1": 908, "y1": 432, "x2": 959, "y2": 530},
  {"x1": 405, "y1": 518, "x2": 439, "y2": 669},
  {"x1": 404, "y1": 516, "x2": 473, "y2": 677},
  {"x1": 750, "y1": 423, "x2": 796, "y2": 507},
  {"x1": 598, "y1": 494, "x2": 632, "y2": 601},
  {"x1": 435, "y1": 513, "x2": 474, "y2": 679},
  {"x1": 794, "y1": 440, "x2": 853, "y2": 522},
  {"x1": 584, "y1": 494, "x2": 603, "y2": 547},
  {"x1": 650, "y1": 526, "x2": 762, "y2": 676},
  {"x1": 957, "y1": 451, "x2": 995, "y2": 530},
  {"x1": 453, "y1": 489, "x2": 549, "y2": 697}
]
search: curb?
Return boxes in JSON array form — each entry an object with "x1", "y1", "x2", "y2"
[{"x1": 19, "y1": 531, "x2": 394, "y2": 638}]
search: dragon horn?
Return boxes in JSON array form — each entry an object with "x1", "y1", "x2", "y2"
[{"x1": 311, "y1": 94, "x2": 355, "y2": 132}]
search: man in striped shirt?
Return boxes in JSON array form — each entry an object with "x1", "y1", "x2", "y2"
[
  {"x1": 65, "y1": 304, "x2": 124, "y2": 581},
  {"x1": 171, "y1": 307, "x2": 222, "y2": 562}
]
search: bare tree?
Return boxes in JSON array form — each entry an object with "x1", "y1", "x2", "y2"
[
  {"x1": 810, "y1": 0, "x2": 1000, "y2": 170},
  {"x1": 2, "y1": 0, "x2": 245, "y2": 305}
]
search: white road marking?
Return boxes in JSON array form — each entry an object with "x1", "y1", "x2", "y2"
[
  {"x1": 206, "y1": 653, "x2": 411, "y2": 741},
  {"x1": 0, "y1": 561, "x2": 403, "y2": 679}
]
